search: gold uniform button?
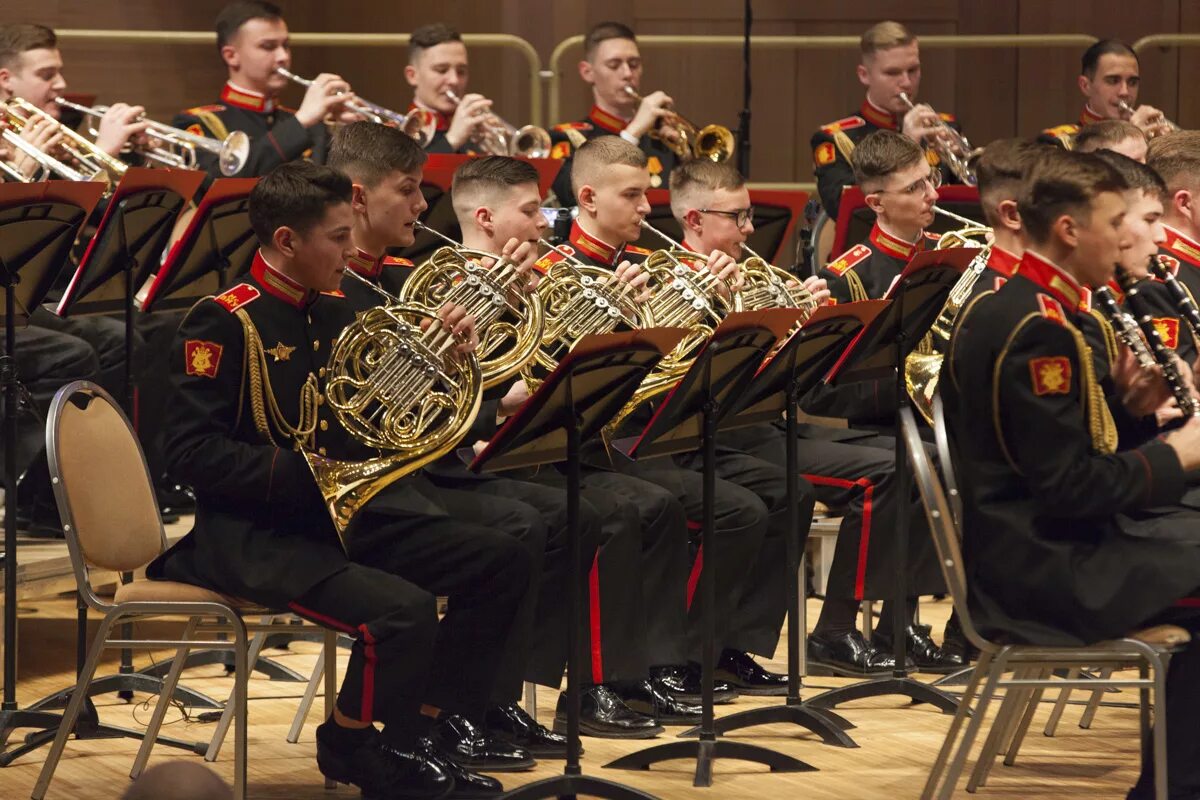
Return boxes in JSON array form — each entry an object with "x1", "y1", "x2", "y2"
[
  {"x1": 312, "y1": 339, "x2": 320, "y2": 351},
  {"x1": 315, "y1": 394, "x2": 324, "y2": 406},
  {"x1": 318, "y1": 447, "x2": 327, "y2": 455},
  {"x1": 320, "y1": 419, "x2": 329, "y2": 431},
  {"x1": 318, "y1": 367, "x2": 327, "y2": 378}
]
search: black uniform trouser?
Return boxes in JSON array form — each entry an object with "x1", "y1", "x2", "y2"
[
  {"x1": 613, "y1": 456, "x2": 769, "y2": 657},
  {"x1": 309, "y1": 508, "x2": 531, "y2": 731},
  {"x1": 679, "y1": 423, "x2": 818, "y2": 658},
  {"x1": 132, "y1": 309, "x2": 185, "y2": 481}
]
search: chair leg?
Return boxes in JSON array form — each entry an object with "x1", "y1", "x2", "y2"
[
  {"x1": 1003, "y1": 669, "x2": 1048, "y2": 766},
  {"x1": 131, "y1": 618, "x2": 199, "y2": 778},
  {"x1": 1147, "y1": 652, "x2": 1170, "y2": 800},
  {"x1": 936, "y1": 650, "x2": 1009, "y2": 800},
  {"x1": 31, "y1": 614, "x2": 118, "y2": 800},
  {"x1": 207, "y1": 624, "x2": 272, "y2": 762},
  {"x1": 967, "y1": 664, "x2": 1030, "y2": 792},
  {"x1": 1138, "y1": 662, "x2": 1151, "y2": 757},
  {"x1": 1079, "y1": 665, "x2": 1116, "y2": 729},
  {"x1": 287, "y1": 642, "x2": 326, "y2": 744},
  {"x1": 523, "y1": 682, "x2": 538, "y2": 720},
  {"x1": 922, "y1": 652, "x2": 991, "y2": 800},
  {"x1": 230, "y1": 616, "x2": 249, "y2": 800},
  {"x1": 322, "y1": 627, "x2": 337, "y2": 791},
  {"x1": 861, "y1": 600, "x2": 874, "y2": 640},
  {"x1": 1042, "y1": 666, "x2": 1079, "y2": 736}
]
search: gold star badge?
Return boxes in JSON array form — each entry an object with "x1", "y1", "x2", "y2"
[{"x1": 266, "y1": 342, "x2": 295, "y2": 362}]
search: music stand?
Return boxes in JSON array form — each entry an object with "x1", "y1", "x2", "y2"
[
  {"x1": 602, "y1": 310, "x2": 815, "y2": 787},
  {"x1": 677, "y1": 301, "x2": 893, "y2": 748},
  {"x1": 28, "y1": 169, "x2": 225, "y2": 727},
  {"x1": 803, "y1": 247, "x2": 973, "y2": 715},
  {"x1": 472, "y1": 328, "x2": 686, "y2": 800},
  {"x1": 139, "y1": 178, "x2": 259, "y2": 313},
  {"x1": 0, "y1": 181, "x2": 106, "y2": 766}
]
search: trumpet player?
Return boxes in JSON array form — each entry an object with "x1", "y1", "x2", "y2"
[
  {"x1": 1039, "y1": 40, "x2": 1173, "y2": 151},
  {"x1": 403, "y1": 24, "x2": 494, "y2": 154},
  {"x1": 547, "y1": 21, "x2": 678, "y2": 204},
  {"x1": 173, "y1": 1, "x2": 359, "y2": 180},
  {"x1": 811, "y1": 21, "x2": 967, "y2": 219}
]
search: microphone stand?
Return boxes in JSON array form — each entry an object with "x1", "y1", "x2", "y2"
[{"x1": 737, "y1": 0, "x2": 753, "y2": 178}]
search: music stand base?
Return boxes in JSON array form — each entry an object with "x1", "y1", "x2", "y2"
[
  {"x1": 136, "y1": 649, "x2": 305, "y2": 682},
  {"x1": 605, "y1": 738, "x2": 815, "y2": 787},
  {"x1": 678, "y1": 702, "x2": 858, "y2": 747},
  {"x1": 803, "y1": 676, "x2": 960, "y2": 715},
  {"x1": 29, "y1": 672, "x2": 220, "y2": 711}
]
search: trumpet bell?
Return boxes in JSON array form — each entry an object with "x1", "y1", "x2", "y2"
[
  {"x1": 513, "y1": 125, "x2": 552, "y2": 158},
  {"x1": 219, "y1": 131, "x2": 251, "y2": 176},
  {"x1": 695, "y1": 124, "x2": 736, "y2": 163}
]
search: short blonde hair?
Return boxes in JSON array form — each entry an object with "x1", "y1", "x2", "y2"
[
  {"x1": 861, "y1": 21, "x2": 916, "y2": 58},
  {"x1": 570, "y1": 135, "x2": 647, "y2": 200},
  {"x1": 668, "y1": 160, "x2": 745, "y2": 223}
]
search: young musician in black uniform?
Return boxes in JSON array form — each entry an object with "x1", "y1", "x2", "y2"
[
  {"x1": 1037, "y1": 40, "x2": 1171, "y2": 151},
  {"x1": 944, "y1": 148, "x2": 1200, "y2": 799},
  {"x1": 547, "y1": 22, "x2": 680, "y2": 205},
  {"x1": 811, "y1": 20, "x2": 966, "y2": 220},
  {"x1": 403, "y1": 24, "x2": 495, "y2": 155},
  {"x1": 539, "y1": 134, "x2": 779, "y2": 686},
  {"x1": 172, "y1": 1, "x2": 359, "y2": 180},
  {"x1": 1148, "y1": 131, "x2": 1200, "y2": 303},
  {"x1": 151, "y1": 161, "x2": 533, "y2": 798},
  {"x1": 0, "y1": 23, "x2": 151, "y2": 535}
]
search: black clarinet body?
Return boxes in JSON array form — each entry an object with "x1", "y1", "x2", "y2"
[{"x1": 1147, "y1": 254, "x2": 1200, "y2": 344}]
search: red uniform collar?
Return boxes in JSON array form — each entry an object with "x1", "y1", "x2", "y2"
[
  {"x1": 869, "y1": 222, "x2": 923, "y2": 260},
  {"x1": 588, "y1": 104, "x2": 628, "y2": 135},
  {"x1": 987, "y1": 246, "x2": 1021, "y2": 278},
  {"x1": 1162, "y1": 225, "x2": 1200, "y2": 267},
  {"x1": 222, "y1": 82, "x2": 275, "y2": 113},
  {"x1": 348, "y1": 248, "x2": 383, "y2": 279},
  {"x1": 251, "y1": 251, "x2": 315, "y2": 308},
  {"x1": 860, "y1": 98, "x2": 899, "y2": 130},
  {"x1": 1016, "y1": 250, "x2": 1085, "y2": 311},
  {"x1": 408, "y1": 102, "x2": 449, "y2": 131},
  {"x1": 1079, "y1": 104, "x2": 1105, "y2": 126},
  {"x1": 569, "y1": 220, "x2": 621, "y2": 265}
]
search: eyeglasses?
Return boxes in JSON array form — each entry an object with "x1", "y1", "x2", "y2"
[
  {"x1": 699, "y1": 206, "x2": 755, "y2": 227},
  {"x1": 873, "y1": 169, "x2": 943, "y2": 196}
]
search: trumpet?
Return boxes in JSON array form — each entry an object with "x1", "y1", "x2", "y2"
[
  {"x1": 898, "y1": 92, "x2": 976, "y2": 186},
  {"x1": 5, "y1": 98, "x2": 127, "y2": 188},
  {"x1": 274, "y1": 67, "x2": 435, "y2": 147},
  {"x1": 0, "y1": 127, "x2": 95, "y2": 183},
  {"x1": 54, "y1": 97, "x2": 250, "y2": 176},
  {"x1": 1117, "y1": 100, "x2": 1178, "y2": 137},
  {"x1": 444, "y1": 89, "x2": 551, "y2": 158},
  {"x1": 622, "y1": 86, "x2": 735, "y2": 163}
]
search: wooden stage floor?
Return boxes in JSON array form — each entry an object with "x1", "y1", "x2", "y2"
[{"x1": 0, "y1": 539, "x2": 1146, "y2": 798}]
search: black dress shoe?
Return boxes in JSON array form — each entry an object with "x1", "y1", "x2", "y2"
[
  {"x1": 156, "y1": 481, "x2": 196, "y2": 515},
  {"x1": 316, "y1": 726, "x2": 453, "y2": 800},
  {"x1": 483, "y1": 702, "x2": 571, "y2": 758},
  {"x1": 940, "y1": 613, "x2": 980, "y2": 664},
  {"x1": 649, "y1": 664, "x2": 738, "y2": 704},
  {"x1": 613, "y1": 679, "x2": 702, "y2": 725},
  {"x1": 873, "y1": 624, "x2": 965, "y2": 673},
  {"x1": 807, "y1": 630, "x2": 902, "y2": 677},
  {"x1": 554, "y1": 684, "x2": 663, "y2": 739},
  {"x1": 716, "y1": 649, "x2": 789, "y2": 696},
  {"x1": 15, "y1": 502, "x2": 65, "y2": 539},
  {"x1": 417, "y1": 737, "x2": 503, "y2": 798},
  {"x1": 427, "y1": 714, "x2": 535, "y2": 772}
]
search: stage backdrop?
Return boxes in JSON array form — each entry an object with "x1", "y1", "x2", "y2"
[{"x1": 2, "y1": 0, "x2": 1196, "y2": 184}]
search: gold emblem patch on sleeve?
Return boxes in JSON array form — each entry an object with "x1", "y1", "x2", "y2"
[
  {"x1": 814, "y1": 142, "x2": 836, "y2": 167},
  {"x1": 1152, "y1": 317, "x2": 1180, "y2": 350},
  {"x1": 1029, "y1": 356, "x2": 1071, "y2": 396},
  {"x1": 185, "y1": 340, "x2": 223, "y2": 378}
]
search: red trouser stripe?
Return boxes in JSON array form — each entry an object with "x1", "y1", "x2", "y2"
[
  {"x1": 1176, "y1": 598, "x2": 1200, "y2": 607},
  {"x1": 802, "y1": 473, "x2": 876, "y2": 601},
  {"x1": 686, "y1": 543, "x2": 704, "y2": 611},
  {"x1": 588, "y1": 552, "x2": 604, "y2": 683},
  {"x1": 288, "y1": 602, "x2": 374, "y2": 721}
]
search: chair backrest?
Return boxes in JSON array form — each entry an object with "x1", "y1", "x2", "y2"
[
  {"x1": 931, "y1": 395, "x2": 963, "y2": 528},
  {"x1": 899, "y1": 405, "x2": 993, "y2": 654},
  {"x1": 47, "y1": 381, "x2": 167, "y2": 606}
]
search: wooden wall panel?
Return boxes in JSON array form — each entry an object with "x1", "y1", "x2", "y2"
[{"x1": 0, "y1": 1, "x2": 1195, "y2": 184}]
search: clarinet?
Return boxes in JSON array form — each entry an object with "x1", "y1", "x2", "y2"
[
  {"x1": 1092, "y1": 285, "x2": 1157, "y2": 371},
  {"x1": 1112, "y1": 265, "x2": 1200, "y2": 417},
  {"x1": 1147, "y1": 254, "x2": 1200, "y2": 345}
]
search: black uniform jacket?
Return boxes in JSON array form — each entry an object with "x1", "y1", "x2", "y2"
[
  {"x1": 171, "y1": 82, "x2": 328, "y2": 180},
  {"x1": 943, "y1": 250, "x2": 1200, "y2": 646},
  {"x1": 811, "y1": 98, "x2": 963, "y2": 219},
  {"x1": 547, "y1": 104, "x2": 678, "y2": 206},
  {"x1": 1035, "y1": 104, "x2": 1104, "y2": 151}
]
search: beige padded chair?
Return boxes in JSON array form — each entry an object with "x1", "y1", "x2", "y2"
[
  {"x1": 32, "y1": 381, "x2": 258, "y2": 799},
  {"x1": 910, "y1": 398, "x2": 1188, "y2": 800}
]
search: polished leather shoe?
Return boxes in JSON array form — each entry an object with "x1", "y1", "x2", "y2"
[
  {"x1": 874, "y1": 624, "x2": 965, "y2": 673},
  {"x1": 554, "y1": 684, "x2": 663, "y2": 739},
  {"x1": 427, "y1": 714, "x2": 535, "y2": 772},
  {"x1": 156, "y1": 480, "x2": 196, "y2": 515},
  {"x1": 316, "y1": 727, "x2": 453, "y2": 800},
  {"x1": 614, "y1": 679, "x2": 702, "y2": 725},
  {"x1": 807, "y1": 630, "x2": 903, "y2": 676},
  {"x1": 483, "y1": 702, "x2": 571, "y2": 758},
  {"x1": 649, "y1": 663, "x2": 738, "y2": 704},
  {"x1": 716, "y1": 649, "x2": 789, "y2": 696},
  {"x1": 940, "y1": 613, "x2": 980, "y2": 665},
  {"x1": 418, "y1": 737, "x2": 503, "y2": 798}
]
